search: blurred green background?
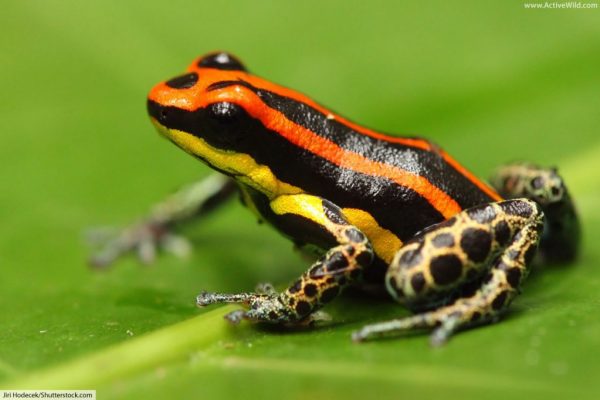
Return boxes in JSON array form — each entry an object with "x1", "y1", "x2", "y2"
[{"x1": 1, "y1": 1, "x2": 600, "y2": 399}]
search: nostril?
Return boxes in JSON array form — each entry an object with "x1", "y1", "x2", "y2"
[{"x1": 160, "y1": 108, "x2": 168, "y2": 122}]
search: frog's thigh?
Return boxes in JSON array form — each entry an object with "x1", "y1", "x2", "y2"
[{"x1": 353, "y1": 198, "x2": 543, "y2": 345}]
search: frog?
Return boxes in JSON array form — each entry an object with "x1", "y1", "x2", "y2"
[{"x1": 90, "y1": 52, "x2": 580, "y2": 345}]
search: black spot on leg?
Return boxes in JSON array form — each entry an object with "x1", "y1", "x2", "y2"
[
  {"x1": 326, "y1": 252, "x2": 348, "y2": 272},
  {"x1": 500, "y1": 200, "x2": 533, "y2": 218},
  {"x1": 388, "y1": 276, "x2": 404, "y2": 297},
  {"x1": 398, "y1": 248, "x2": 423, "y2": 268},
  {"x1": 289, "y1": 280, "x2": 302, "y2": 294},
  {"x1": 491, "y1": 290, "x2": 509, "y2": 310},
  {"x1": 320, "y1": 286, "x2": 339, "y2": 303},
  {"x1": 506, "y1": 267, "x2": 522, "y2": 288},
  {"x1": 295, "y1": 300, "x2": 311, "y2": 316},
  {"x1": 461, "y1": 228, "x2": 492, "y2": 263},
  {"x1": 303, "y1": 283, "x2": 318, "y2": 297},
  {"x1": 344, "y1": 245, "x2": 355, "y2": 256},
  {"x1": 356, "y1": 250, "x2": 373, "y2": 266},
  {"x1": 410, "y1": 272, "x2": 426, "y2": 293},
  {"x1": 467, "y1": 205, "x2": 497, "y2": 224},
  {"x1": 494, "y1": 221, "x2": 511, "y2": 246},
  {"x1": 309, "y1": 262, "x2": 326, "y2": 279},
  {"x1": 432, "y1": 233, "x2": 455, "y2": 248},
  {"x1": 344, "y1": 229, "x2": 366, "y2": 243},
  {"x1": 322, "y1": 200, "x2": 346, "y2": 224},
  {"x1": 430, "y1": 254, "x2": 463, "y2": 285}
]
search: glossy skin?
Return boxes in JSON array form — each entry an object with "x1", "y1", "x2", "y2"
[{"x1": 92, "y1": 52, "x2": 580, "y2": 345}]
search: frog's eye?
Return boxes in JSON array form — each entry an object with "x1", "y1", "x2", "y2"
[
  {"x1": 208, "y1": 102, "x2": 244, "y2": 123},
  {"x1": 198, "y1": 52, "x2": 247, "y2": 72},
  {"x1": 165, "y1": 72, "x2": 198, "y2": 89}
]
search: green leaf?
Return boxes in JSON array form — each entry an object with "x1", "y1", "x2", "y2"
[{"x1": 2, "y1": 1, "x2": 600, "y2": 399}]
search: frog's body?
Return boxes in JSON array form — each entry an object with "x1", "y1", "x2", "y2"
[{"x1": 94, "y1": 52, "x2": 580, "y2": 345}]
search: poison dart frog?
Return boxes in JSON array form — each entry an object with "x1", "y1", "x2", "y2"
[{"x1": 91, "y1": 52, "x2": 580, "y2": 345}]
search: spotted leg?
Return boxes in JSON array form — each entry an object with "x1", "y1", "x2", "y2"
[
  {"x1": 197, "y1": 194, "x2": 374, "y2": 325},
  {"x1": 352, "y1": 199, "x2": 544, "y2": 345},
  {"x1": 490, "y1": 162, "x2": 580, "y2": 262},
  {"x1": 88, "y1": 174, "x2": 237, "y2": 267}
]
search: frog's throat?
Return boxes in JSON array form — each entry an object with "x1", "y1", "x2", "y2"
[{"x1": 151, "y1": 118, "x2": 303, "y2": 199}]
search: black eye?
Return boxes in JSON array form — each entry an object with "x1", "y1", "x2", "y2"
[
  {"x1": 165, "y1": 72, "x2": 198, "y2": 89},
  {"x1": 198, "y1": 52, "x2": 247, "y2": 71},
  {"x1": 208, "y1": 102, "x2": 243, "y2": 123}
]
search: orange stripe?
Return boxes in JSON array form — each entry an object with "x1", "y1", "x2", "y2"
[
  {"x1": 439, "y1": 150, "x2": 502, "y2": 202},
  {"x1": 186, "y1": 64, "x2": 433, "y2": 151},
  {"x1": 151, "y1": 76, "x2": 462, "y2": 219},
  {"x1": 249, "y1": 101, "x2": 463, "y2": 218}
]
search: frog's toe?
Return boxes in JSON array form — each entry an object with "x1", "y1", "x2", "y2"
[
  {"x1": 352, "y1": 313, "x2": 432, "y2": 343},
  {"x1": 254, "y1": 282, "x2": 277, "y2": 295},
  {"x1": 224, "y1": 309, "x2": 247, "y2": 324},
  {"x1": 86, "y1": 221, "x2": 190, "y2": 268},
  {"x1": 158, "y1": 232, "x2": 192, "y2": 259},
  {"x1": 351, "y1": 309, "x2": 466, "y2": 346}
]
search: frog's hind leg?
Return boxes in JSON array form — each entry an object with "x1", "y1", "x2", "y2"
[
  {"x1": 352, "y1": 199, "x2": 544, "y2": 346},
  {"x1": 88, "y1": 174, "x2": 237, "y2": 267},
  {"x1": 490, "y1": 162, "x2": 580, "y2": 262}
]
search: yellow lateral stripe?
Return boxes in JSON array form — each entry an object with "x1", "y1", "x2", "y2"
[
  {"x1": 151, "y1": 119, "x2": 303, "y2": 199},
  {"x1": 270, "y1": 194, "x2": 330, "y2": 227},
  {"x1": 342, "y1": 208, "x2": 403, "y2": 264}
]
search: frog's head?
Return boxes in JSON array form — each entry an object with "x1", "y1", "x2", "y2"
[
  {"x1": 148, "y1": 52, "x2": 252, "y2": 155},
  {"x1": 147, "y1": 52, "x2": 317, "y2": 184}
]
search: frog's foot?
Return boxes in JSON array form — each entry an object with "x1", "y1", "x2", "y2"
[
  {"x1": 196, "y1": 291, "x2": 301, "y2": 325},
  {"x1": 86, "y1": 174, "x2": 237, "y2": 268},
  {"x1": 354, "y1": 198, "x2": 544, "y2": 346},
  {"x1": 352, "y1": 295, "x2": 489, "y2": 346},
  {"x1": 86, "y1": 221, "x2": 191, "y2": 268}
]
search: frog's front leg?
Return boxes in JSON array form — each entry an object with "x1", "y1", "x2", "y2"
[
  {"x1": 197, "y1": 194, "x2": 374, "y2": 325},
  {"x1": 353, "y1": 199, "x2": 544, "y2": 346},
  {"x1": 88, "y1": 174, "x2": 237, "y2": 267}
]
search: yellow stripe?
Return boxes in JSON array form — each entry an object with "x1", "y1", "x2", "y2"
[
  {"x1": 342, "y1": 208, "x2": 402, "y2": 263},
  {"x1": 270, "y1": 194, "x2": 330, "y2": 227},
  {"x1": 152, "y1": 118, "x2": 303, "y2": 199}
]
